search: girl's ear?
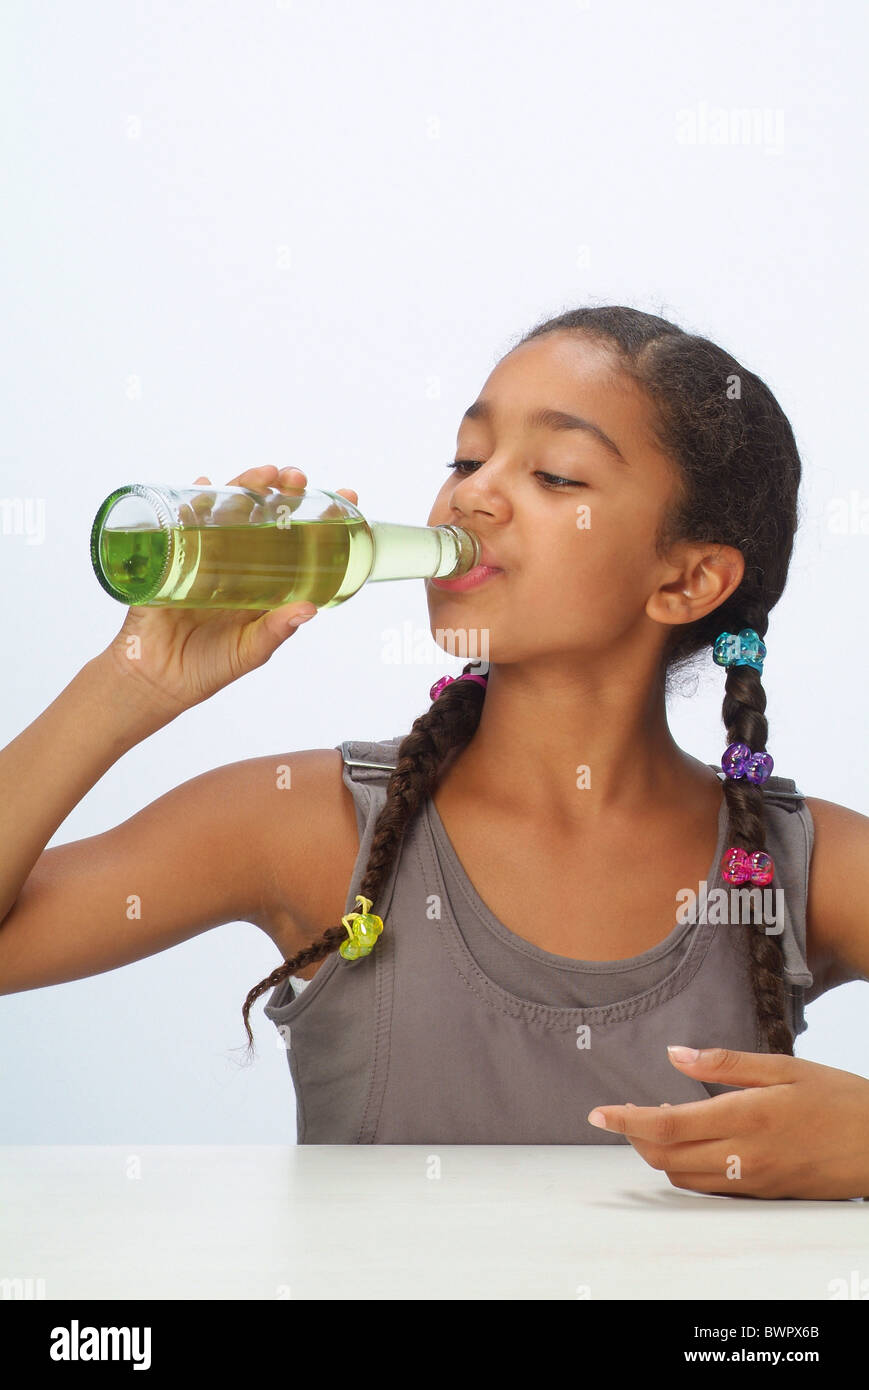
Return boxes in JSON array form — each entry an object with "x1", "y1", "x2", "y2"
[{"x1": 647, "y1": 544, "x2": 744, "y2": 626}]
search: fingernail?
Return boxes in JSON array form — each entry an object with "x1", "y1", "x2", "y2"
[
  {"x1": 288, "y1": 609, "x2": 317, "y2": 627},
  {"x1": 667, "y1": 1045, "x2": 700, "y2": 1062},
  {"x1": 587, "y1": 1110, "x2": 607, "y2": 1129}
]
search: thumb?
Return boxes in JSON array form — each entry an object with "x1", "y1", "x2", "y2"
[
  {"x1": 240, "y1": 602, "x2": 318, "y2": 668},
  {"x1": 666, "y1": 1044, "x2": 798, "y2": 1086}
]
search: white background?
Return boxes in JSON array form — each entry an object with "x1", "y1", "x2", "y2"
[{"x1": 0, "y1": 0, "x2": 866, "y2": 1142}]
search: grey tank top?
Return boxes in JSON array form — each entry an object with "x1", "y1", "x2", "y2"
[{"x1": 263, "y1": 735, "x2": 816, "y2": 1144}]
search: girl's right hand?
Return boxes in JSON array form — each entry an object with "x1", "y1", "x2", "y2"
[{"x1": 100, "y1": 465, "x2": 359, "y2": 715}]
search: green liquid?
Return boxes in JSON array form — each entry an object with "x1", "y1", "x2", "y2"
[{"x1": 98, "y1": 518, "x2": 370, "y2": 608}]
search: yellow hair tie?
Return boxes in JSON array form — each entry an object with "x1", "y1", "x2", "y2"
[{"x1": 339, "y1": 895, "x2": 384, "y2": 961}]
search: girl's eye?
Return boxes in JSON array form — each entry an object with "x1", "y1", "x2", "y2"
[{"x1": 446, "y1": 460, "x2": 586, "y2": 489}]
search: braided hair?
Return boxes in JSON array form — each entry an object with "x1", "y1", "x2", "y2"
[{"x1": 241, "y1": 305, "x2": 802, "y2": 1060}]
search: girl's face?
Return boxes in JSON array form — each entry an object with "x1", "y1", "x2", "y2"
[{"x1": 425, "y1": 331, "x2": 686, "y2": 665}]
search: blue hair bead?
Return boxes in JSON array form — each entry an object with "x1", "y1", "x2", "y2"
[{"x1": 712, "y1": 628, "x2": 767, "y2": 675}]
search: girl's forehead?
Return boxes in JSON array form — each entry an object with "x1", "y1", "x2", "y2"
[
  {"x1": 483, "y1": 334, "x2": 636, "y2": 413},
  {"x1": 475, "y1": 335, "x2": 666, "y2": 463}
]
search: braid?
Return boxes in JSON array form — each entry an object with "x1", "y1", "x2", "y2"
[
  {"x1": 719, "y1": 609, "x2": 793, "y2": 1056},
  {"x1": 239, "y1": 664, "x2": 486, "y2": 1058}
]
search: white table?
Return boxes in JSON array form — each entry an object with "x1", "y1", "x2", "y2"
[{"x1": 1, "y1": 1145, "x2": 867, "y2": 1300}]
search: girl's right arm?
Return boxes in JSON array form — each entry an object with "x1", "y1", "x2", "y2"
[
  {"x1": 0, "y1": 649, "x2": 185, "y2": 929},
  {"x1": 0, "y1": 463, "x2": 357, "y2": 993}
]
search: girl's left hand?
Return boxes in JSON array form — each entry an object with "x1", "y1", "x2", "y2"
[{"x1": 586, "y1": 1047, "x2": 869, "y2": 1199}]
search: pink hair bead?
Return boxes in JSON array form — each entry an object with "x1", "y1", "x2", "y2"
[
  {"x1": 430, "y1": 672, "x2": 488, "y2": 702},
  {"x1": 721, "y1": 846, "x2": 775, "y2": 886}
]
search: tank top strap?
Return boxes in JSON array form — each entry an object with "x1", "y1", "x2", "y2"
[
  {"x1": 334, "y1": 735, "x2": 409, "y2": 903},
  {"x1": 265, "y1": 737, "x2": 407, "y2": 1023},
  {"x1": 337, "y1": 736, "x2": 403, "y2": 780},
  {"x1": 705, "y1": 764, "x2": 807, "y2": 810},
  {"x1": 335, "y1": 736, "x2": 402, "y2": 837},
  {"x1": 761, "y1": 774, "x2": 807, "y2": 808}
]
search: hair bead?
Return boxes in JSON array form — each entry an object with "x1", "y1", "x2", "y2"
[
  {"x1": 721, "y1": 846, "x2": 775, "y2": 886},
  {"x1": 721, "y1": 741, "x2": 774, "y2": 784},
  {"x1": 430, "y1": 672, "x2": 489, "y2": 702},
  {"x1": 339, "y1": 895, "x2": 384, "y2": 961},
  {"x1": 712, "y1": 628, "x2": 767, "y2": 674}
]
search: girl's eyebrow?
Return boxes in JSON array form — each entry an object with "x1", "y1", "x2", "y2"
[{"x1": 460, "y1": 398, "x2": 629, "y2": 465}]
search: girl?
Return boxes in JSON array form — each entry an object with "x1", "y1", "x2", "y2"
[{"x1": 2, "y1": 305, "x2": 868, "y2": 1198}]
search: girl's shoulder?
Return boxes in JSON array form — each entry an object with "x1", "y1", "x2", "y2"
[{"x1": 801, "y1": 794, "x2": 869, "y2": 990}]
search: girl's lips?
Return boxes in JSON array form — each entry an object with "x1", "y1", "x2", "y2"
[{"x1": 429, "y1": 565, "x2": 504, "y2": 592}]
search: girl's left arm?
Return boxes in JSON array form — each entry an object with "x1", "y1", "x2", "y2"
[{"x1": 586, "y1": 795, "x2": 869, "y2": 1199}]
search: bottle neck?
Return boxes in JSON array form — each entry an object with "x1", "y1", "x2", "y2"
[{"x1": 367, "y1": 522, "x2": 480, "y2": 582}]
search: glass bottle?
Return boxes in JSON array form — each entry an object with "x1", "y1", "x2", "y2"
[{"x1": 90, "y1": 483, "x2": 481, "y2": 609}]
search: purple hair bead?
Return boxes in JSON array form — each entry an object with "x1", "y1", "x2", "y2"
[{"x1": 721, "y1": 741, "x2": 774, "y2": 785}]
